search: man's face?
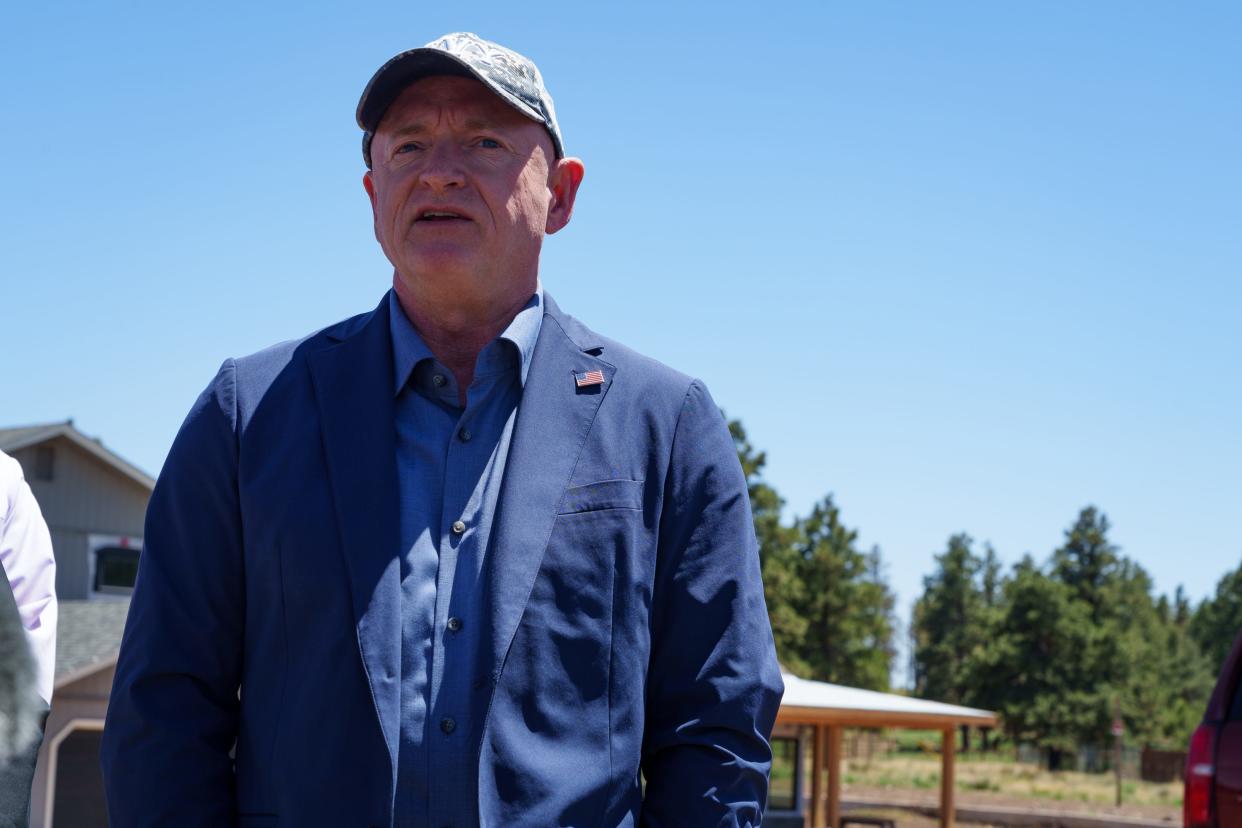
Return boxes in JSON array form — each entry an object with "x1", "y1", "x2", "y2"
[{"x1": 364, "y1": 75, "x2": 583, "y2": 313}]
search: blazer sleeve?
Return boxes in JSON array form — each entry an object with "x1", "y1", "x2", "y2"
[
  {"x1": 640, "y1": 380, "x2": 785, "y2": 828},
  {"x1": 101, "y1": 360, "x2": 245, "y2": 827}
]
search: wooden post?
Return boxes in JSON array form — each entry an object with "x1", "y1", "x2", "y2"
[
  {"x1": 810, "y1": 724, "x2": 825, "y2": 828},
  {"x1": 1114, "y1": 730, "x2": 1123, "y2": 807},
  {"x1": 827, "y1": 725, "x2": 842, "y2": 828},
  {"x1": 940, "y1": 726, "x2": 956, "y2": 828},
  {"x1": 1113, "y1": 697, "x2": 1123, "y2": 807}
]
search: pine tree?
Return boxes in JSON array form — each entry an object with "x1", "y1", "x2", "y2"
[
  {"x1": 912, "y1": 534, "x2": 988, "y2": 705},
  {"x1": 1192, "y1": 561, "x2": 1242, "y2": 675},
  {"x1": 789, "y1": 497, "x2": 895, "y2": 690},
  {"x1": 728, "y1": 419, "x2": 896, "y2": 689},
  {"x1": 728, "y1": 419, "x2": 807, "y2": 674},
  {"x1": 971, "y1": 555, "x2": 1101, "y2": 761}
]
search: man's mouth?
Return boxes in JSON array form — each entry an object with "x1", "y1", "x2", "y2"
[{"x1": 416, "y1": 210, "x2": 470, "y2": 222}]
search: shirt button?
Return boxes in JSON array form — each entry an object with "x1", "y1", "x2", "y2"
[
  {"x1": 432, "y1": 374, "x2": 447, "y2": 388},
  {"x1": 440, "y1": 717, "x2": 456, "y2": 735},
  {"x1": 452, "y1": 520, "x2": 466, "y2": 535},
  {"x1": 458, "y1": 428, "x2": 472, "y2": 442},
  {"x1": 447, "y1": 617, "x2": 463, "y2": 632}
]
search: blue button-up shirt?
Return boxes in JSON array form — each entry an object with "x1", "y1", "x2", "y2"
[{"x1": 388, "y1": 288, "x2": 542, "y2": 827}]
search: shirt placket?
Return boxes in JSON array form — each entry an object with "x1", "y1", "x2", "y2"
[
  {"x1": 389, "y1": 294, "x2": 539, "y2": 828},
  {"x1": 394, "y1": 377, "x2": 449, "y2": 828},
  {"x1": 426, "y1": 375, "x2": 491, "y2": 827}
]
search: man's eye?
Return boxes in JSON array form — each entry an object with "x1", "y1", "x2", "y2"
[
  {"x1": 477, "y1": 138, "x2": 502, "y2": 149},
  {"x1": 395, "y1": 142, "x2": 421, "y2": 154}
]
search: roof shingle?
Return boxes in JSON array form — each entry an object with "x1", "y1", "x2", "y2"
[{"x1": 55, "y1": 599, "x2": 130, "y2": 682}]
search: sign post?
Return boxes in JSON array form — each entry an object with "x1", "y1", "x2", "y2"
[{"x1": 1112, "y1": 714, "x2": 1125, "y2": 806}]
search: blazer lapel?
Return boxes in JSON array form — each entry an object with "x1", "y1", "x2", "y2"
[
  {"x1": 484, "y1": 295, "x2": 615, "y2": 682},
  {"x1": 307, "y1": 296, "x2": 402, "y2": 771}
]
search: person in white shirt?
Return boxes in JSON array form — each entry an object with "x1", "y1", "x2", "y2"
[{"x1": 0, "y1": 449, "x2": 57, "y2": 824}]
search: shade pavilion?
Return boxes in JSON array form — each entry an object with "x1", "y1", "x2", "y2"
[{"x1": 773, "y1": 671, "x2": 998, "y2": 828}]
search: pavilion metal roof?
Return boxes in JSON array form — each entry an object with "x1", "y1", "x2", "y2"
[{"x1": 778, "y1": 671, "x2": 997, "y2": 729}]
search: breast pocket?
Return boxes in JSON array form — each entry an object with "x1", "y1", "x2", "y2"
[{"x1": 558, "y1": 478, "x2": 644, "y2": 515}]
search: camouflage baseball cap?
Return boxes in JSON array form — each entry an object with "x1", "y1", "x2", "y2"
[{"x1": 356, "y1": 32, "x2": 564, "y2": 168}]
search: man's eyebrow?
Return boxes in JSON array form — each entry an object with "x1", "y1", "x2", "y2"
[{"x1": 387, "y1": 123, "x2": 429, "y2": 139}]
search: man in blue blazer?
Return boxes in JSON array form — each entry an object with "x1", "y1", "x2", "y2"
[{"x1": 101, "y1": 32, "x2": 783, "y2": 827}]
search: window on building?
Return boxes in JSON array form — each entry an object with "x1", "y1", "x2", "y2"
[
  {"x1": 769, "y1": 736, "x2": 800, "y2": 811},
  {"x1": 34, "y1": 445, "x2": 55, "y2": 480},
  {"x1": 93, "y1": 546, "x2": 140, "y2": 594}
]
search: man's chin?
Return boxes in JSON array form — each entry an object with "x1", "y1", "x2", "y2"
[
  {"x1": 402, "y1": 248, "x2": 480, "y2": 278},
  {"x1": 394, "y1": 256, "x2": 486, "y2": 295}
]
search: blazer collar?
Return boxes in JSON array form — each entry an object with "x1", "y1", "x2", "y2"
[
  {"x1": 482, "y1": 291, "x2": 615, "y2": 683},
  {"x1": 542, "y1": 291, "x2": 605, "y2": 353}
]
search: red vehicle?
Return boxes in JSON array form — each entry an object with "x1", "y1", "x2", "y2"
[{"x1": 1187, "y1": 630, "x2": 1242, "y2": 827}]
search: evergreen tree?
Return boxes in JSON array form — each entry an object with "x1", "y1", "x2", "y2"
[
  {"x1": 1192, "y1": 561, "x2": 1242, "y2": 675},
  {"x1": 971, "y1": 555, "x2": 1102, "y2": 758},
  {"x1": 1174, "y1": 585, "x2": 1192, "y2": 627},
  {"x1": 911, "y1": 534, "x2": 988, "y2": 705},
  {"x1": 728, "y1": 419, "x2": 807, "y2": 673},
  {"x1": 972, "y1": 508, "x2": 1216, "y2": 756},
  {"x1": 788, "y1": 497, "x2": 895, "y2": 690},
  {"x1": 1051, "y1": 506, "x2": 1121, "y2": 625},
  {"x1": 980, "y1": 544, "x2": 1002, "y2": 608},
  {"x1": 1131, "y1": 595, "x2": 1214, "y2": 747},
  {"x1": 728, "y1": 419, "x2": 896, "y2": 689}
]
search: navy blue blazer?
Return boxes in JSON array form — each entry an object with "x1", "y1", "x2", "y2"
[{"x1": 101, "y1": 293, "x2": 783, "y2": 827}]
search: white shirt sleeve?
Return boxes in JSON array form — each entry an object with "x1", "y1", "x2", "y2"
[{"x1": 0, "y1": 451, "x2": 58, "y2": 704}]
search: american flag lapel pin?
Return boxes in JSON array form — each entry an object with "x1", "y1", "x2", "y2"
[{"x1": 575, "y1": 369, "x2": 605, "y2": 388}]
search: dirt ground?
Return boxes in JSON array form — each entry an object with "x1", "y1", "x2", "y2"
[{"x1": 842, "y1": 807, "x2": 954, "y2": 828}]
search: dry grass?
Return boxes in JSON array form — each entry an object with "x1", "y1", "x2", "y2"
[{"x1": 842, "y1": 753, "x2": 1183, "y2": 809}]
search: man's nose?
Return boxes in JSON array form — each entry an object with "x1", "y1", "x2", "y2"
[{"x1": 417, "y1": 142, "x2": 466, "y2": 191}]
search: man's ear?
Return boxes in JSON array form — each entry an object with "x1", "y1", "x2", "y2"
[
  {"x1": 545, "y1": 157, "x2": 585, "y2": 235},
  {"x1": 363, "y1": 171, "x2": 381, "y2": 241}
]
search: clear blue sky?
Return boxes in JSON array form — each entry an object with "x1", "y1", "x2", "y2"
[{"x1": 3, "y1": 1, "x2": 1239, "y2": 683}]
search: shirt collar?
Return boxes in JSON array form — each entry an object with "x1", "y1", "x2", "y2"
[
  {"x1": 389, "y1": 290, "x2": 436, "y2": 396},
  {"x1": 388, "y1": 286, "x2": 544, "y2": 397},
  {"x1": 502, "y1": 286, "x2": 543, "y2": 387}
]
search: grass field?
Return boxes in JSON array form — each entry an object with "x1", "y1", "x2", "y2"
[{"x1": 842, "y1": 753, "x2": 1183, "y2": 809}]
